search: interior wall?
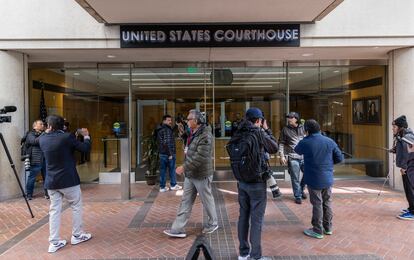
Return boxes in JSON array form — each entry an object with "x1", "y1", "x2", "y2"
[
  {"x1": 349, "y1": 66, "x2": 386, "y2": 164},
  {"x1": 29, "y1": 69, "x2": 128, "y2": 171}
]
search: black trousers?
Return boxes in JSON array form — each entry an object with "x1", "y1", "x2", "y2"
[{"x1": 402, "y1": 173, "x2": 414, "y2": 213}]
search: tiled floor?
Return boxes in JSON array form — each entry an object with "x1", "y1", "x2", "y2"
[{"x1": 0, "y1": 179, "x2": 413, "y2": 260}]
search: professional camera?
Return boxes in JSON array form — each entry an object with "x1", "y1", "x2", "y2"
[
  {"x1": 23, "y1": 155, "x2": 31, "y2": 171},
  {"x1": 176, "y1": 114, "x2": 185, "y2": 124},
  {"x1": 0, "y1": 106, "x2": 16, "y2": 123},
  {"x1": 261, "y1": 170, "x2": 282, "y2": 199}
]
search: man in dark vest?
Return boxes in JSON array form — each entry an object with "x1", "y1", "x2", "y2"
[{"x1": 25, "y1": 119, "x2": 48, "y2": 200}]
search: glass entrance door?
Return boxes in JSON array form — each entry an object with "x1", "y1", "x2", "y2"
[
  {"x1": 136, "y1": 100, "x2": 166, "y2": 165},
  {"x1": 210, "y1": 65, "x2": 286, "y2": 169}
]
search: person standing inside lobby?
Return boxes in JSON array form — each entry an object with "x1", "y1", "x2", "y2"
[
  {"x1": 279, "y1": 112, "x2": 307, "y2": 204},
  {"x1": 163, "y1": 110, "x2": 218, "y2": 238},
  {"x1": 391, "y1": 115, "x2": 414, "y2": 220},
  {"x1": 156, "y1": 114, "x2": 182, "y2": 192}
]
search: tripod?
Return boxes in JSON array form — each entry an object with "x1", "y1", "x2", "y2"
[{"x1": 0, "y1": 132, "x2": 34, "y2": 218}]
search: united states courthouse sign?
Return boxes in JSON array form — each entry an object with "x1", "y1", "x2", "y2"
[{"x1": 120, "y1": 23, "x2": 300, "y2": 48}]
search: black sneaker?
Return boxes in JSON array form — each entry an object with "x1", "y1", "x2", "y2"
[
  {"x1": 27, "y1": 195, "x2": 33, "y2": 200},
  {"x1": 295, "y1": 198, "x2": 302, "y2": 204}
]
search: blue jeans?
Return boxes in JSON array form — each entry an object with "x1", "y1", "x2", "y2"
[
  {"x1": 237, "y1": 181, "x2": 267, "y2": 259},
  {"x1": 159, "y1": 154, "x2": 177, "y2": 189},
  {"x1": 26, "y1": 164, "x2": 45, "y2": 196},
  {"x1": 288, "y1": 158, "x2": 305, "y2": 199}
]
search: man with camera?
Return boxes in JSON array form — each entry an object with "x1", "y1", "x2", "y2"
[
  {"x1": 156, "y1": 114, "x2": 182, "y2": 192},
  {"x1": 278, "y1": 111, "x2": 307, "y2": 204},
  {"x1": 39, "y1": 115, "x2": 92, "y2": 253},
  {"x1": 294, "y1": 119, "x2": 343, "y2": 239},
  {"x1": 163, "y1": 109, "x2": 218, "y2": 238},
  {"x1": 391, "y1": 115, "x2": 414, "y2": 220},
  {"x1": 24, "y1": 119, "x2": 48, "y2": 200},
  {"x1": 229, "y1": 108, "x2": 278, "y2": 260}
]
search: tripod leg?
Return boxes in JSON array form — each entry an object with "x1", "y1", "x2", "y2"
[
  {"x1": 0, "y1": 133, "x2": 34, "y2": 218},
  {"x1": 377, "y1": 173, "x2": 390, "y2": 197}
]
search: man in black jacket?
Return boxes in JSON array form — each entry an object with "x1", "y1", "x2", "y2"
[
  {"x1": 391, "y1": 115, "x2": 414, "y2": 220},
  {"x1": 25, "y1": 119, "x2": 48, "y2": 200},
  {"x1": 39, "y1": 115, "x2": 92, "y2": 253},
  {"x1": 156, "y1": 114, "x2": 182, "y2": 192},
  {"x1": 236, "y1": 108, "x2": 279, "y2": 260},
  {"x1": 402, "y1": 133, "x2": 414, "y2": 220}
]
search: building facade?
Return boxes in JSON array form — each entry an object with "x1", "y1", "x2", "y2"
[{"x1": 0, "y1": 0, "x2": 413, "y2": 200}]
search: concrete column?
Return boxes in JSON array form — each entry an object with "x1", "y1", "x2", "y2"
[
  {"x1": 0, "y1": 50, "x2": 28, "y2": 201},
  {"x1": 388, "y1": 47, "x2": 414, "y2": 191}
]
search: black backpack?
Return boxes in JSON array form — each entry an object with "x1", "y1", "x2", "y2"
[{"x1": 226, "y1": 129, "x2": 264, "y2": 182}]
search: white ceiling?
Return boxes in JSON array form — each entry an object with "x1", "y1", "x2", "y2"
[
  {"x1": 24, "y1": 46, "x2": 393, "y2": 63},
  {"x1": 79, "y1": 0, "x2": 343, "y2": 24}
]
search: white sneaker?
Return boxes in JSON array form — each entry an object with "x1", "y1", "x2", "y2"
[
  {"x1": 170, "y1": 185, "x2": 182, "y2": 191},
  {"x1": 48, "y1": 240, "x2": 67, "y2": 253},
  {"x1": 71, "y1": 233, "x2": 92, "y2": 245},
  {"x1": 160, "y1": 187, "x2": 169, "y2": 192},
  {"x1": 238, "y1": 255, "x2": 249, "y2": 260},
  {"x1": 202, "y1": 225, "x2": 219, "y2": 234}
]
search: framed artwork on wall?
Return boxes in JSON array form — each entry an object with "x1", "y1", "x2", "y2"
[
  {"x1": 366, "y1": 96, "x2": 381, "y2": 125},
  {"x1": 352, "y1": 96, "x2": 381, "y2": 125},
  {"x1": 352, "y1": 98, "x2": 365, "y2": 124}
]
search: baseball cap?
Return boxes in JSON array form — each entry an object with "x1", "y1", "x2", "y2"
[
  {"x1": 245, "y1": 107, "x2": 264, "y2": 120},
  {"x1": 286, "y1": 112, "x2": 299, "y2": 119}
]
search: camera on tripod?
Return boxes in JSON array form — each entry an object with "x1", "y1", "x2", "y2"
[
  {"x1": 0, "y1": 106, "x2": 17, "y2": 123},
  {"x1": 0, "y1": 105, "x2": 34, "y2": 217}
]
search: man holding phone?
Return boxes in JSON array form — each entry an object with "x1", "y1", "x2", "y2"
[{"x1": 400, "y1": 133, "x2": 414, "y2": 220}]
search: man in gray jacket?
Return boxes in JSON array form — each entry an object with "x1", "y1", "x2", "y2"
[
  {"x1": 164, "y1": 109, "x2": 218, "y2": 238},
  {"x1": 279, "y1": 112, "x2": 307, "y2": 204}
]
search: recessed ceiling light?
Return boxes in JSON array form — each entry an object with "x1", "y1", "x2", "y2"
[
  {"x1": 333, "y1": 70, "x2": 340, "y2": 73},
  {"x1": 302, "y1": 53, "x2": 314, "y2": 57},
  {"x1": 73, "y1": 72, "x2": 80, "y2": 76},
  {"x1": 107, "y1": 55, "x2": 116, "y2": 58}
]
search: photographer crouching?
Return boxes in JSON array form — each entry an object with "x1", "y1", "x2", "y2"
[{"x1": 39, "y1": 115, "x2": 92, "y2": 253}]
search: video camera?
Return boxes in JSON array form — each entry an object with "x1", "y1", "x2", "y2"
[{"x1": 0, "y1": 106, "x2": 16, "y2": 123}]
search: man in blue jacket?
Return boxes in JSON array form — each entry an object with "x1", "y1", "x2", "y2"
[
  {"x1": 39, "y1": 115, "x2": 92, "y2": 253},
  {"x1": 294, "y1": 119, "x2": 343, "y2": 239}
]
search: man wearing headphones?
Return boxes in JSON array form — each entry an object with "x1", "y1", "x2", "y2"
[
  {"x1": 163, "y1": 109, "x2": 218, "y2": 238},
  {"x1": 279, "y1": 112, "x2": 307, "y2": 204}
]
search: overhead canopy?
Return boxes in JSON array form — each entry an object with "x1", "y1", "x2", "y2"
[{"x1": 76, "y1": 0, "x2": 343, "y2": 24}]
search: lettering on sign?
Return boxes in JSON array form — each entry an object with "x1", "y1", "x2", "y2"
[{"x1": 120, "y1": 24, "x2": 300, "y2": 48}]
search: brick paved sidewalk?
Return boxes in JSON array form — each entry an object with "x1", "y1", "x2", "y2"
[{"x1": 0, "y1": 179, "x2": 413, "y2": 260}]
